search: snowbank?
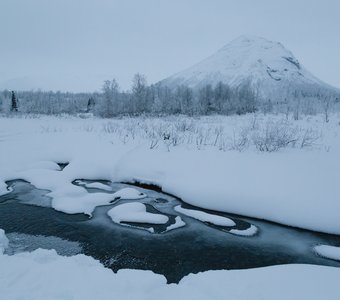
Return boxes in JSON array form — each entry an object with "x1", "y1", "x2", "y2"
[
  {"x1": 314, "y1": 245, "x2": 340, "y2": 261},
  {"x1": 0, "y1": 245, "x2": 339, "y2": 300}
]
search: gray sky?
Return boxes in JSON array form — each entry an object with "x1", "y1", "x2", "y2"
[{"x1": 1, "y1": 0, "x2": 339, "y2": 92}]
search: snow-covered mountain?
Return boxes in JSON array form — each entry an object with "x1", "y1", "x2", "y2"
[{"x1": 160, "y1": 35, "x2": 339, "y2": 100}]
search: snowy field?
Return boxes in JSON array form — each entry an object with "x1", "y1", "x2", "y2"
[
  {"x1": 1, "y1": 113, "x2": 340, "y2": 299},
  {"x1": 0, "y1": 113, "x2": 340, "y2": 233}
]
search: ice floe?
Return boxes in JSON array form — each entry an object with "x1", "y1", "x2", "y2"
[
  {"x1": 108, "y1": 202, "x2": 169, "y2": 225},
  {"x1": 229, "y1": 224, "x2": 258, "y2": 236},
  {"x1": 166, "y1": 216, "x2": 186, "y2": 232},
  {"x1": 174, "y1": 205, "x2": 235, "y2": 227},
  {"x1": 314, "y1": 245, "x2": 340, "y2": 261},
  {"x1": 84, "y1": 182, "x2": 112, "y2": 191}
]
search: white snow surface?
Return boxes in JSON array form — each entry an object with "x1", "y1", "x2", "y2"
[
  {"x1": 112, "y1": 187, "x2": 147, "y2": 200},
  {"x1": 0, "y1": 229, "x2": 9, "y2": 254},
  {"x1": 229, "y1": 225, "x2": 258, "y2": 237},
  {"x1": 166, "y1": 216, "x2": 186, "y2": 231},
  {"x1": 314, "y1": 245, "x2": 340, "y2": 261},
  {"x1": 0, "y1": 245, "x2": 340, "y2": 300},
  {"x1": 0, "y1": 115, "x2": 340, "y2": 234},
  {"x1": 175, "y1": 205, "x2": 236, "y2": 227},
  {"x1": 160, "y1": 35, "x2": 339, "y2": 99},
  {"x1": 108, "y1": 202, "x2": 169, "y2": 225}
]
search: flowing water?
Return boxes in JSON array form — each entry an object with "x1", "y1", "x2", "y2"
[{"x1": 0, "y1": 179, "x2": 339, "y2": 283}]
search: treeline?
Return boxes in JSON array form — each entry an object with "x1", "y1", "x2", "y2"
[
  {"x1": 0, "y1": 74, "x2": 256, "y2": 117},
  {"x1": 0, "y1": 73, "x2": 339, "y2": 120}
]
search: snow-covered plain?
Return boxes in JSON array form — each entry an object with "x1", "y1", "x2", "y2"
[
  {"x1": 0, "y1": 230, "x2": 339, "y2": 300},
  {"x1": 0, "y1": 113, "x2": 340, "y2": 236}
]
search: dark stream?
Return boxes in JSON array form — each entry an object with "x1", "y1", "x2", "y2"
[{"x1": 0, "y1": 179, "x2": 340, "y2": 283}]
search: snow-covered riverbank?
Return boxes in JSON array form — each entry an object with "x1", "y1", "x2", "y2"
[
  {"x1": 0, "y1": 229, "x2": 339, "y2": 300},
  {"x1": 1, "y1": 114, "x2": 339, "y2": 234}
]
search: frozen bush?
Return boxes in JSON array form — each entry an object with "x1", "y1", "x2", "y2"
[
  {"x1": 251, "y1": 120, "x2": 299, "y2": 152},
  {"x1": 228, "y1": 128, "x2": 249, "y2": 151},
  {"x1": 299, "y1": 128, "x2": 321, "y2": 148}
]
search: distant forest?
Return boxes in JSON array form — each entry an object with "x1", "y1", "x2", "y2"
[{"x1": 1, "y1": 73, "x2": 339, "y2": 120}]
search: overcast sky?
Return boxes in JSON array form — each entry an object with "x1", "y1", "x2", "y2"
[{"x1": 1, "y1": 0, "x2": 339, "y2": 92}]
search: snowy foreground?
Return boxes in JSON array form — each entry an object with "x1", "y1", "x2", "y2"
[
  {"x1": 0, "y1": 114, "x2": 340, "y2": 234},
  {"x1": 0, "y1": 230, "x2": 339, "y2": 300},
  {"x1": 1, "y1": 114, "x2": 340, "y2": 299}
]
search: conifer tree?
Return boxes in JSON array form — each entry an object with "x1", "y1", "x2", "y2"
[
  {"x1": 87, "y1": 97, "x2": 95, "y2": 113},
  {"x1": 11, "y1": 91, "x2": 18, "y2": 112}
]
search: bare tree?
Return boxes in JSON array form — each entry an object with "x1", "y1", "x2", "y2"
[
  {"x1": 198, "y1": 84, "x2": 214, "y2": 114},
  {"x1": 132, "y1": 73, "x2": 148, "y2": 113},
  {"x1": 320, "y1": 92, "x2": 334, "y2": 123},
  {"x1": 100, "y1": 79, "x2": 120, "y2": 117}
]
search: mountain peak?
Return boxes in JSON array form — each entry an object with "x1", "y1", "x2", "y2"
[
  {"x1": 216, "y1": 35, "x2": 280, "y2": 52},
  {"x1": 229, "y1": 34, "x2": 271, "y2": 44},
  {"x1": 160, "y1": 35, "x2": 338, "y2": 100}
]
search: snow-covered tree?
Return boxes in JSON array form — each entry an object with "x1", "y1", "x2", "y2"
[
  {"x1": 100, "y1": 79, "x2": 120, "y2": 117},
  {"x1": 131, "y1": 73, "x2": 148, "y2": 113},
  {"x1": 198, "y1": 84, "x2": 214, "y2": 114}
]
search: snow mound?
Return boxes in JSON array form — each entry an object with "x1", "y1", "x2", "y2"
[
  {"x1": 84, "y1": 182, "x2": 112, "y2": 191},
  {"x1": 108, "y1": 202, "x2": 169, "y2": 225},
  {"x1": 0, "y1": 229, "x2": 9, "y2": 254},
  {"x1": 174, "y1": 205, "x2": 235, "y2": 227},
  {"x1": 112, "y1": 188, "x2": 147, "y2": 200},
  {"x1": 52, "y1": 192, "x2": 115, "y2": 215},
  {"x1": 314, "y1": 245, "x2": 340, "y2": 261},
  {"x1": 229, "y1": 224, "x2": 258, "y2": 237}
]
